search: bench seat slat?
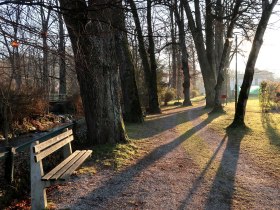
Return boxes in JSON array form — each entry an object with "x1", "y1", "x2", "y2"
[
  {"x1": 42, "y1": 151, "x2": 84, "y2": 180},
  {"x1": 35, "y1": 135, "x2": 74, "y2": 162},
  {"x1": 60, "y1": 150, "x2": 92, "y2": 180},
  {"x1": 41, "y1": 150, "x2": 81, "y2": 181},
  {"x1": 48, "y1": 150, "x2": 88, "y2": 180},
  {"x1": 34, "y1": 130, "x2": 73, "y2": 153}
]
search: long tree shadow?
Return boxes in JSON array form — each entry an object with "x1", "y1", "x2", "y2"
[
  {"x1": 127, "y1": 105, "x2": 210, "y2": 140},
  {"x1": 66, "y1": 113, "x2": 218, "y2": 209},
  {"x1": 261, "y1": 112, "x2": 280, "y2": 148},
  {"x1": 204, "y1": 127, "x2": 248, "y2": 210},
  {"x1": 178, "y1": 135, "x2": 227, "y2": 209}
]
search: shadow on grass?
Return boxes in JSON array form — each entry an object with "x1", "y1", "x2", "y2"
[
  {"x1": 67, "y1": 110, "x2": 218, "y2": 209},
  {"x1": 178, "y1": 135, "x2": 227, "y2": 210},
  {"x1": 261, "y1": 112, "x2": 280, "y2": 148},
  {"x1": 204, "y1": 127, "x2": 248, "y2": 209},
  {"x1": 127, "y1": 105, "x2": 210, "y2": 140}
]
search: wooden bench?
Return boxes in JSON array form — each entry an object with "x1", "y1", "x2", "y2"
[{"x1": 30, "y1": 128, "x2": 92, "y2": 210}]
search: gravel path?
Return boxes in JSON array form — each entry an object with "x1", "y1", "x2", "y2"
[{"x1": 49, "y1": 105, "x2": 280, "y2": 210}]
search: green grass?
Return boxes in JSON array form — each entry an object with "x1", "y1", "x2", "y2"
[
  {"x1": 191, "y1": 95, "x2": 205, "y2": 102},
  {"x1": 200, "y1": 97, "x2": 280, "y2": 176},
  {"x1": 183, "y1": 133, "x2": 220, "y2": 177},
  {"x1": 161, "y1": 95, "x2": 205, "y2": 107},
  {"x1": 89, "y1": 142, "x2": 139, "y2": 170}
]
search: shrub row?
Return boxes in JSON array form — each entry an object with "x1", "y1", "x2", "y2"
[{"x1": 259, "y1": 81, "x2": 280, "y2": 112}]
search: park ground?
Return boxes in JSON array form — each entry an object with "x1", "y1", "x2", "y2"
[
  {"x1": 45, "y1": 98, "x2": 279, "y2": 209},
  {"x1": 48, "y1": 99, "x2": 280, "y2": 209}
]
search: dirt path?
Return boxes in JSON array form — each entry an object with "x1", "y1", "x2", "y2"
[{"x1": 49, "y1": 105, "x2": 280, "y2": 210}]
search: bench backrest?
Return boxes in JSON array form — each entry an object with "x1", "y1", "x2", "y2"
[{"x1": 32, "y1": 129, "x2": 73, "y2": 162}]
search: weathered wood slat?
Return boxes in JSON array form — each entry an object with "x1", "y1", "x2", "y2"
[
  {"x1": 30, "y1": 126, "x2": 92, "y2": 210},
  {"x1": 41, "y1": 150, "x2": 81, "y2": 181},
  {"x1": 34, "y1": 136, "x2": 74, "y2": 162},
  {"x1": 60, "y1": 150, "x2": 92, "y2": 180},
  {"x1": 33, "y1": 130, "x2": 73, "y2": 153},
  {"x1": 49, "y1": 150, "x2": 87, "y2": 180}
]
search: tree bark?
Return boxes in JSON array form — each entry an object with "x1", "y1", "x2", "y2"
[
  {"x1": 58, "y1": 10, "x2": 66, "y2": 99},
  {"x1": 59, "y1": 0, "x2": 128, "y2": 145},
  {"x1": 115, "y1": 5, "x2": 143, "y2": 123},
  {"x1": 170, "y1": 5, "x2": 177, "y2": 89},
  {"x1": 230, "y1": 0, "x2": 278, "y2": 127},
  {"x1": 174, "y1": 1, "x2": 192, "y2": 106},
  {"x1": 212, "y1": 1, "x2": 242, "y2": 113},
  {"x1": 146, "y1": 0, "x2": 161, "y2": 113},
  {"x1": 128, "y1": 0, "x2": 161, "y2": 114},
  {"x1": 182, "y1": 0, "x2": 216, "y2": 107},
  {"x1": 205, "y1": 0, "x2": 216, "y2": 77},
  {"x1": 215, "y1": 0, "x2": 224, "y2": 75},
  {"x1": 40, "y1": 6, "x2": 51, "y2": 98}
]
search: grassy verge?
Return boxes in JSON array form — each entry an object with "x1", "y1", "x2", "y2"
[
  {"x1": 78, "y1": 142, "x2": 139, "y2": 173},
  {"x1": 199, "y1": 97, "x2": 280, "y2": 176},
  {"x1": 161, "y1": 95, "x2": 205, "y2": 107}
]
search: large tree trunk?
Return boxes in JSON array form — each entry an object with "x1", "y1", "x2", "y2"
[
  {"x1": 174, "y1": 1, "x2": 192, "y2": 106},
  {"x1": 230, "y1": 0, "x2": 278, "y2": 127},
  {"x1": 59, "y1": 0, "x2": 128, "y2": 145},
  {"x1": 115, "y1": 6, "x2": 143, "y2": 123},
  {"x1": 182, "y1": 0, "x2": 216, "y2": 107}
]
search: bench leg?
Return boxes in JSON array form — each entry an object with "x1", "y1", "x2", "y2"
[
  {"x1": 31, "y1": 181, "x2": 47, "y2": 210},
  {"x1": 31, "y1": 142, "x2": 47, "y2": 210}
]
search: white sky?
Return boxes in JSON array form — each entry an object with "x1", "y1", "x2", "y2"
[{"x1": 230, "y1": 9, "x2": 280, "y2": 78}]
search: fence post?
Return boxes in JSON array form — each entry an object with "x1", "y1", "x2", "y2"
[{"x1": 5, "y1": 146, "x2": 16, "y2": 183}]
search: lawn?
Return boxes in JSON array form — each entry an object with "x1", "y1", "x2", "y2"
[{"x1": 198, "y1": 97, "x2": 280, "y2": 176}]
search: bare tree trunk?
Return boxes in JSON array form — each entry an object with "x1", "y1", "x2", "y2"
[
  {"x1": 13, "y1": 5, "x2": 22, "y2": 90},
  {"x1": 182, "y1": 0, "x2": 216, "y2": 107},
  {"x1": 230, "y1": 0, "x2": 278, "y2": 127},
  {"x1": 174, "y1": 1, "x2": 192, "y2": 106},
  {"x1": 190, "y1": 42, "x2": 197, "y2": 90},
  {"x1": 13, "y1": 49, "x2": 22, "y2": 90},
  {"x1": 147, "y1": 0, "x2": 161, "y2": 113},
  {"x1": 128, "y1": 0, "x2": 161, "y2": 114},
  {"x1": 58, "y1": 10, "x2": 66, "y2": 99},
  {"x1": 115, "y1": 5, "x2": 143, "y2": 123},
  {"x1": 205, "y1": 0, "x2": 216, "y2": 77},
  {"x1": 170, "y1": 4, "x2": 177, "y2": 89},
  {"x1": 40, "y1": 6, "x2": 51, "y2": 109},
  {"x1": 215, "y1": 0, "x2": 224, "y2": 75},
  {"x1": 41, "y1": 22, "x2": 49, "y2": 95},
  {"x1": 212, "y1": 1, "x2": 242, "y2": 113},
  {"x1": 59, "y1": 0, "x2": 128, "y2": 145}
]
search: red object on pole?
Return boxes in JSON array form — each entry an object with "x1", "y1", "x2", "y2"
[
  {"x1": 221, "y1": 95, "x2": 227, "y2": 99},
  {"x1": 11, "y1": 40, "x2": 19, "y2": 48}
]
